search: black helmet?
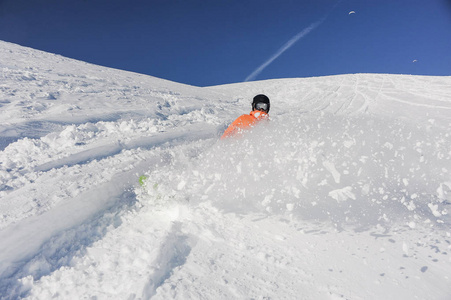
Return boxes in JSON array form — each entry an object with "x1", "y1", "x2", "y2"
[{"x1": 252, "y1": 94, "x2": 270, "y2": 113}]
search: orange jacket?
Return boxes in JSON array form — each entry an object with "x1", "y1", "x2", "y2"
[{"x1": 221, "y1": 110, "x2": 268, "y2": 139}]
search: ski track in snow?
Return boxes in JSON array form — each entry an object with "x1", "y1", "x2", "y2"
[{"x1": 1, "y1": 40, "x2": 451, "y2": 299}]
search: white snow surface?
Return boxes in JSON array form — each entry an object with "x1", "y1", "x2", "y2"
[{"x1": 1, "y1": 40, "x2": 451, "y2": 299}]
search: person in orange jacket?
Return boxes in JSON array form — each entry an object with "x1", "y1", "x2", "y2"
[{"x1": 221, "y1": 94, "x2": 270, "y2": 139}]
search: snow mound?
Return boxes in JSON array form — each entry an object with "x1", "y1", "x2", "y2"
[{"x1": 139, "y1": 112, "x2": 450, "y2": 231}]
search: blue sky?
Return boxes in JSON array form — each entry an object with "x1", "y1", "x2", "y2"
[{"x1": 1, "y1": 0, "x2": 450, "y2": 86}]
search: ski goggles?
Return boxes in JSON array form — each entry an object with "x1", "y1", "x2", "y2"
[{"x1": 255, "y1": 102, "x2": 268, "y2": 111}]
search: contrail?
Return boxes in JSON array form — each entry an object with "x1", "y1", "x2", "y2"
[{"x1": 244, "y1": 17, "x2": 327, "y2": 82}]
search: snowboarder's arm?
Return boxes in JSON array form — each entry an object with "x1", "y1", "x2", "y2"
[{"x1": 221, "y1": 114, "x2": 253, "y2": 139}]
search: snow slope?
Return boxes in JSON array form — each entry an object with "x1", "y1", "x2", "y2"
[{"x1": 1, "y1": 40, "x2": 451, "y2": 299}]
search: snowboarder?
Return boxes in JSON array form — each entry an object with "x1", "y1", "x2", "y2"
[{"x1": 221, "y1": 94, "x2": 270, "y2": 139}]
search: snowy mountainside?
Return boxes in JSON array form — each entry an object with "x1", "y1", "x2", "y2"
[
  {"x1": 208, "y1": 74, "x2": 451, "y2": 129},
  {"x1": 1, "y1": 40, "x2": 451, "y2": 299}
]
